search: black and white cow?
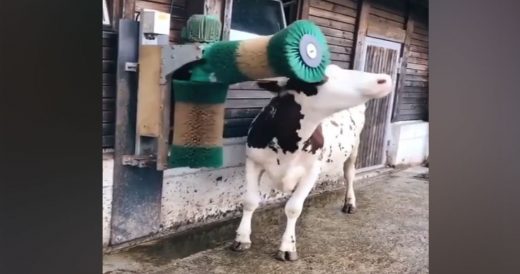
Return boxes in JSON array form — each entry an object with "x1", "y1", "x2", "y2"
[{"x1": 230, "y1": 64, "x2": 393, "y2": 261}]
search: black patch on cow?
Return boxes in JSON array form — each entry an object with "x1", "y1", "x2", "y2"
[
  {"x1": 257, "y1": 80, "x2": 284, "y2": 93},
  {"x1": 286, "y1": 77, "x2": 328, "y2": 96},
  {"x1": 247, "y1": 94, "x2": 304, "y2": 154},
  {"x1": 302, "y1": 124, "x2": 324, "y2": 154},
  {"x1": 277, "y1": 159, "x2": 280, "y2": 165},
  {"x1": 257, "y1": 77, "x2": 328, "y2": 97}
]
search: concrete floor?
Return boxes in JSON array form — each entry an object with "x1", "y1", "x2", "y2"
[{"x1": 104, "y1": 166, "x2": 429, "y2": 274}]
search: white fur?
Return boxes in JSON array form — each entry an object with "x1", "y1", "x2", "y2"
[{"x1": 234, "y1": 64, "x2": 393, "y2": 258}]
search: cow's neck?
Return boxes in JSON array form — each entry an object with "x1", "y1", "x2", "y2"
[{"x1": 291, "y1": 92, "x2": 334, "y2": 143}]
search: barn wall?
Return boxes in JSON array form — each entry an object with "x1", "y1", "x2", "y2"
[
  {"x1": 306, "y1": 0, "x2": 358, "y2": 69},
  {"x1": 368, "y1": 0, "x2": 406, "y2": 30},
  {"x1": 397, "y1": 6, "x2": 429, "y2": 121},
  {"x1": 103, "y1": 0, "x2": 428, "y2": 146}
]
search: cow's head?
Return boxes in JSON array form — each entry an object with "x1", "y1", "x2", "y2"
[{"x1": 257, "y1": 64, "x2": 393, "y2": 114}]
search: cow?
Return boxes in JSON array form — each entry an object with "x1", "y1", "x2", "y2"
[{"x1": 230, "y1": 64, "x2": 393, "y2": 261}]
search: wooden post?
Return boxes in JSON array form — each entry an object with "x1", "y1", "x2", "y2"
[
  {"x1": 222, "y1": 0, "x2": 233, "y2": 40},
  {"x1": 352, "y1": 0, "x2": 370, "y2": 71},
  {"x1": 204, "y1": 0, "x2": 224, "y2": 17},
  {"x1": 122, "y1": 0, "x2": 136, "y2": 20},
  {"x1": 111, "y1": 0, "x2": 123, "y2": 31},
  {"x1": 299, "y1": 0, "x2": 310, "y2": 19},
  {"x1": 391, "y1": 1, "x2": 415, "y2": 121}
]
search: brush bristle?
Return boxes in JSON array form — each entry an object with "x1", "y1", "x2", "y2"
[
  {"x1": 268, "y1": 20, "x2": 330, "y2": 83},
  {"x1": 169, "y1": 145, "x2": 223, "y2": 168},
  {"x1": 169, "y1": 80, "x2": 228, "y2": 168},
  {"x1": 203, "y1": 40, "x2": 249, "y2": 83}
]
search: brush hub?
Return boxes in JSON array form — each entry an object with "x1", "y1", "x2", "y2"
[
  {"x1": 306, "y1": 43, "x2": 317, "y2": 58},
  {"x1": 299, "y1": 34, "x2": 322, "y2": 68}
]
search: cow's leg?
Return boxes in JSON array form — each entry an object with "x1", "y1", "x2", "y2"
[
  {"x1": 231, "y1": 158, "x2": 263, "y2": 251},
  {"x1": 276, "y1": 164, "x2": 320, "y2": 261},
  {"x1": 342, "y1": 142, "x2": 359, "y2": 214}
]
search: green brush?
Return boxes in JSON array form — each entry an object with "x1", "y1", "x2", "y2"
[
  {"x1": 169, "y1": 19, "x2": 331, "y2": 169},
  {"x1": 201, "y1": 20, "x2": 330, "y2": 84},
  {"x1": 169, "y1": 80, "x2": 228, "y2": 168}
]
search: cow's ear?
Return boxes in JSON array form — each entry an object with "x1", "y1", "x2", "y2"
[{"x1": 256, "y1": 80, "x2": 283, "y2": 93}]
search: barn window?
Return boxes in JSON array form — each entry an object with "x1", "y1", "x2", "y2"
[
  {"x1": 230, "y1": 0, "x2": 291, "y2": 40},
  {"x1": 281, "y1": 0, "x2": 299, "y2": 24}
]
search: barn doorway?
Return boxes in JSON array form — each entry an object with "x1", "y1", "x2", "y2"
[{"x1": 356, "y1": 37, "x2": 401, "y2": 170}]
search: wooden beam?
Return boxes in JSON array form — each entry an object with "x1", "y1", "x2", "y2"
[
  {"x1": 352, "y1": 0, "x2": 370, "y2": 70},
  {"x1": 392, "y1": 1, "x2": 415, "y2": 122},
  {"x1": 122, "y1": 0, "x2": 136, "y2": 20}
]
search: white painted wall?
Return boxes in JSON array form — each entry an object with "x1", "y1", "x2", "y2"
[
  {"x1": 387, "y1": 121, "x2": 429, "y2": 166},
  {"x1": 102, "y1": 153, "x2": 114, "y2": 247}
]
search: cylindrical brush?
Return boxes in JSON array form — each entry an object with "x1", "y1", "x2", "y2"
[
  {"x1": 168, "y1": 80, "x2": 229, "y2": 168},
  {"x1": 203, "y1": 20, "x2": 330, "y2": 84}
]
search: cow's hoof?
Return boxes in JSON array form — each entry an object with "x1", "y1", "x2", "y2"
[
  {"x1": 342, "y1": 203, "x2": 356, "y2": 214},
  {"x1": 275, "y1": 250, "x2": 298, "y2": 261},
  {"x1": 230, "y1": 240, "x2": 251, "y2": 252}
]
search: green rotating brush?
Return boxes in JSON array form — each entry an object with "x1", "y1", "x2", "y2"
[
  {"x1": 169, "y1": 19, "x2": 331, "y2": 169},
  {"x1": 195, "y1": 20, "x2": 330, "y2": 84}
]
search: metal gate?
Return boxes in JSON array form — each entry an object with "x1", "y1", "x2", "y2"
[{"x1": 356, "y1": 37, "x2": 401, "y2": 170}]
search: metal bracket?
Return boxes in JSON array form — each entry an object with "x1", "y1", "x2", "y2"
[
  {"x1": 125, "y1": 62, "x2": 138, "y2": 72},
  {"x1": 122, "y1": 154, "x2": 157, "y2": 168},
  {"x1": 160, "y1": 44, "x2": 205, "y2": 84}
]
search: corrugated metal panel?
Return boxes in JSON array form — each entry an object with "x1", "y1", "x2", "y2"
[{"x1": 102, "y1": 30, "x2": 118, "y2": 148}]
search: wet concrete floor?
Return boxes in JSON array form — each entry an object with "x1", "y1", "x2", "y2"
[{"x1": 104, "y1": 166, "x2": 429, "y2": 274}]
